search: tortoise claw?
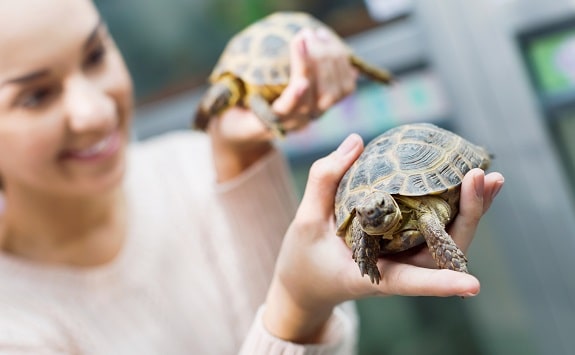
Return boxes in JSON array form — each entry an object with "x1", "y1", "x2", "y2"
[
  {"x1": 351, "y1": 222, "x2": 382, "y2": 284},
  {"x1": 358, "y1": 261, "x2": 381, "y2": 285},
  {"x1": 435, "y1": 244, "x2": 468, "y2": 273}
]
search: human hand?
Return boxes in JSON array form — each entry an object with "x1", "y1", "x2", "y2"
[
  {"x1": 263, "y1": 133, "x2": 505, "y2": 343},
  {"x1": 208, "y1": 27, "x2": 358, "y2": 144},
  {"x1": 209, "y1": 28, "x2": 358, "y2": 182}
]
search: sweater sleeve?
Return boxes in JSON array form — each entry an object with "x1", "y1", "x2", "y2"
[
  {"x1": 214, "y1": 148, "x2": 359, "y2": 354},
  {"x1": 239, "y1": 303, "x2": 358, "y2": 355},
  {"x1": 213, "y1": 148, "x2": 299, "y2": 308},
  {"x1": 215, "y1": 147, "x2": 299, "y2": 229}
]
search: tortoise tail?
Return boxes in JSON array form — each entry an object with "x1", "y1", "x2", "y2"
[{"x1": 350, "y1": 56, "x2": 394, "y2": 85}]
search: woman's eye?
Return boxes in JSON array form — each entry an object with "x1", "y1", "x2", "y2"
[
  {"x1": 18, "y1": 87, "x2": 55, "y2": 109},
  {"x1": 84, "y1": 44, "x2": 106, "y2": 68}
]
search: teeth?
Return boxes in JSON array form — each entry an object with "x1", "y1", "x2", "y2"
[{"x1": 74, "y1": 134, "x2": 113, "y2": 157}]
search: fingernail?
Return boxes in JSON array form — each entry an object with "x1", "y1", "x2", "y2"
[
  {"x1": 337, "y1": 134, "x2": 360, "y2": 155},
  {"x1": 461, "y1": 291, "x2": 479, "y2": 298},
  {"x1": 316, "y1": 27, "x2": 331, "y2": 41},
  {"x1": 473, "y1": 171, "x2": 484, "y2": 199},
  {"x1": 302, "y1": 28, "x2": 314, "y2": 41},
  {"x1": 298, "y1": 37, "x2": 307, "y2": 56},
  {"x1": 491, "y1": 178, "x2": 505, "y2": 199}
]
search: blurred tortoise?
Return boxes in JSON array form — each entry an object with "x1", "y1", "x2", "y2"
[
  {"x1": 335, "y1": 123, "x2": 491, "y2": 284},
  {"x1": 193, "y1": 11, "x2": 393, "y2": 137}
]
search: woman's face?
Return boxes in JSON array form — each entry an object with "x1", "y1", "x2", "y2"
[{"x1": 0, "y1": 0, "x2": 133, "y2": 197}]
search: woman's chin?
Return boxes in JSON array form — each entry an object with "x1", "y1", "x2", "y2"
[{"x1": 62, "y1": 152, "x2": 127, "y2": 198}]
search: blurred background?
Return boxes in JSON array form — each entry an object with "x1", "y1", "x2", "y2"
[{"x1": 94, "y1": 0, "x2": 575, "y2": 354}]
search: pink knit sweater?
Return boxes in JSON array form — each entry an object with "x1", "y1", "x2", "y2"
[{"x1": 0, "y1": 131, "x2": 357, "y2": 354}]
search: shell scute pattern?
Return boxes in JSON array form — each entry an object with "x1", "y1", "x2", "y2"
[
  {"x1": 450, "y1": 150, "x2": 471, "y2": 176},
  {"x1": 259, "y1": 35, "x2": 288, "y2": 58},
  {"x1": 405, "y1": 174, "x2": 429, "y2": 195},
  {"x1": 396, "y1": 143, "x2": 443, "y2": 172},
  {"x1": 423, "y1": 171, "x2": 448, "y2": 193},
  {"x1": 210, "y1": 13, "x2": 319, "y2": 87},
  {"x1": 380, "y1": 173, "x2": 406, "y2": 194},
  {"x1": 437, "y1": 161, "x2": 464, "y2": 187},
  {"x1": 348, "y1": 167, "x2": 370, "y2": 191},
  {"x1": 370, "y1": 158, "x2": 395, "y2": 182}
]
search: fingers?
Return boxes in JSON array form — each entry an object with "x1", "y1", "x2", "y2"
[
  {"x1": 210, "y1": 106, "x2": 275, "y2": 142},
  {"x1": 272, "y1": 27, "x2": 357, "y2": 133},
  {"x1": 483, "y1": 172, "x2": 505, "y2": 212},
  {"x1": 379, "y1": 169, "x2": 505, "y2": 270},
  {"x1": 289, "y1": 28, "x2": 311, "y2": 80},
  {"x1": 313, "y1": 28, "x2": 357, "y2": 112},
  {"x1": 448, "y1": 169, "x2": 484, "y2": 252},
  {"x1": 272, "y1": 32, "x2": 312, "y2": 117},
  {"x1": 296, "y1": 134, "x2": 364, "y2": 222},
  {"x1": 449, "y1": 168, "x2": 505, "y2": 252},
  {"x1": 378, "y1": 263, "x2": 481, "y2": 297}
]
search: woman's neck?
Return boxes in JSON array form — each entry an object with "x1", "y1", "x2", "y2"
[{"x1": 0, "y1": 187, "x2": 127, "y2": 267}]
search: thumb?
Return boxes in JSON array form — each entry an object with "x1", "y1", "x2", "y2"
[
  {"x1": 272, "y1": 29, "x2": 311, "y2": 114},
  {"x1": 298, "y1": 134, "x2": 364, "y2": 220}
]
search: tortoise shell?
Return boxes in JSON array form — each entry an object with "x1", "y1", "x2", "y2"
[
  {"x1": 335, "y1": 122, "x2": 491, "y2": 253},
  {"x1": 209, "y1": 12, "x2": 323, "y2": 90}
]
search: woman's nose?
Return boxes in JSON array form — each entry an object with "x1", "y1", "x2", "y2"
[{"x1": 64, "y1": 75, "x2": 116, "y2": 133}]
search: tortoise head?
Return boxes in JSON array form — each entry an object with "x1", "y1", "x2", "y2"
[
  {"x1": 193, "y1": 75, "x2": 244, "y2": 131},
  {"x1": 356, "y1": 191, "x2": 402, "y2": 235}
]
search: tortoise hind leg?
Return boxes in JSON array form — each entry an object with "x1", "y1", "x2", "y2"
[
  {"x1": 350, "y1": 56, "x2": 394, "y2": 85},
  {"x1": 247, "y1": 93, "x2": 286, "y2": 138},
  {"x1": 418, "y1": 212, "x2": 468, "y2": 273},
  {"x1": 349, "y1": 218, "x2": 382, "y2": 284}
]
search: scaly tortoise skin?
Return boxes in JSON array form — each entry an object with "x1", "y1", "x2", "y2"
[
  {"x1": 335, "y1": 123, "x2": 491, "y2": 284},
  {"x1": 193, "y1": 11, "x2": 393, "y2": 137}
]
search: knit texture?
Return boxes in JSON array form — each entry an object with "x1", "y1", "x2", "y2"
[{"x1": 0, "y1": 131, "x2": 357, "y2": 354}]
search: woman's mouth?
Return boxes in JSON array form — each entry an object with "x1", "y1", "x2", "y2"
[{"x1": 61, "y1": 131, "x2": 122, "y2": 161}]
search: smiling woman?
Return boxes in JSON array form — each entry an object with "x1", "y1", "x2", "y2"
[
  {"x1": 0, "y1": 1, "x2": 503, "y2": 354},
  {"x1": 0, "y1": 6, "x2": 132, "y2": 197}
]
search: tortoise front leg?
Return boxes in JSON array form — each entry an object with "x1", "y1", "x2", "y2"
[
  {"x1": 417, "y1": 212, "x2": 468, "y2": 273},
  {"x1": 348, "y1": 218, "x2": 382, "y2": 284},
  {"x1": 194, "y1": 76, "x2": 242, "y2": 131},
  {"x1": 246, "y1": 93, "x2": 285, "y2": 138}
]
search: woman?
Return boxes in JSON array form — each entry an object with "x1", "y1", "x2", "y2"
[{"x1": 0, "y1": 0, "x2": 504, "y2": 354}]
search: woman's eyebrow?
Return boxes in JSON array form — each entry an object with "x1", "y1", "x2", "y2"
[
  {"x1": 0, "y1": 70, "x2": 50, "y2": 88},
  {"x1": 84, "y1": 18, "x2": 105, "y2": 50},
  {"x1": 0, "y1": 18, "x2": 104, "y2": 88}
]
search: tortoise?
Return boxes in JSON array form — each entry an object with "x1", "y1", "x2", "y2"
[
  {"x1": 193, "y1": 11, "x2": 393, "y2": 137},
  {"x1": 335, "y1": 123, "x2": 491, "y2": 284}
]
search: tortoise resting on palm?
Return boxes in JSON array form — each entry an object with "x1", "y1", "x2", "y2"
[
  {"x1": 335, "y1": 123, "x2": 491, "y2": 284},
  {"x1": 193, "y1": 11, "x2": 393, "y2": 137}
]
